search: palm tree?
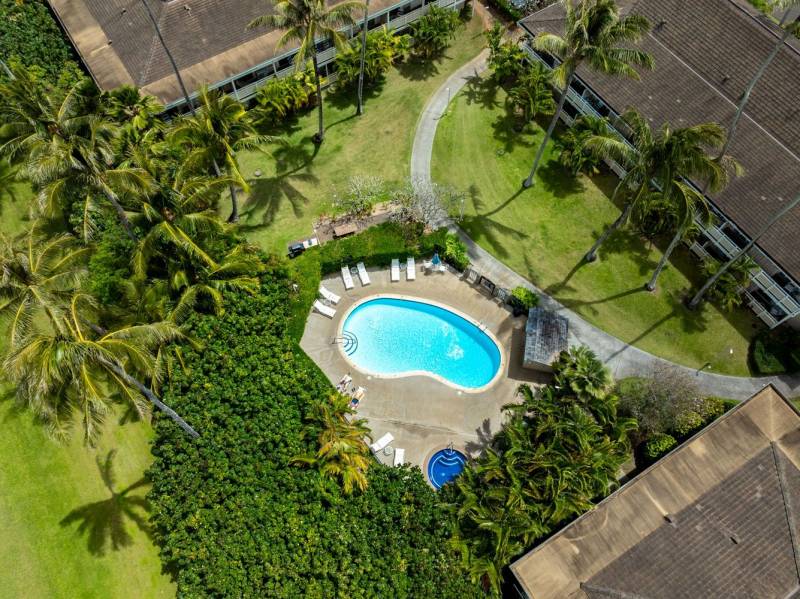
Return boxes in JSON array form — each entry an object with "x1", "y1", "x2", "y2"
[
  {"x1": 552, "y1": 345, "x2": 611, "y2": 402},
  {"x1": 689, "y1": 191, "x2": 800, "y2": 308},
  {"x1": 356, "y1": 0, "x2": 370, "y2": 116},
  {"x1": 583, "y1": 112, "x2": 736, "y2": 265},
  {"x1": 643, "y1": 123, "x2": 740, "y2": 291},
  {"x1": 292, "y1": 392, "x2": 372, "y2": 494},
  {"x1": 0, "y1": 158, "x2": 19, "y2": 205},
  {"x1": 169, "y1": 86, "x2": 271, "y2": 223},
  {"x1": 128, "y1": 146, "x2": 232, "y2": 276},
  {"x1": 507, "y1": 62, "x2": 555, "y2": 124},
  {"x1": 0, "y1": 223, "x2": 89, "y2": 347},
  {"x1": 248, "y1": 0, "x2": 363, "y2": 144},
  {"x1": 4, "y1": 293, "x2": 198, "y2": 442},
  {"x1": 0, "y1": 70, "x2": 152, "y2": 240},
  {"x1": 522, "y1": 0, "x2": 653, "y2": 188},
  {"x1": 168, "y1": 245, "x2": 264, "y2": 323}
]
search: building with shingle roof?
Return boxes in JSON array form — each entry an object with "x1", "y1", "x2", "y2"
[
  {"x1": 510, "y1": 385, "x2": 800, "y2": 599},
  {"x1": 519, "y1": 0, "x2": 800, "y2": 328},
  {"x1": 48, "y1": 0, "x2": 463, "y2": 109},
  {"x1": 522, "y1": 307, "x2": 568, "y2": 371}
]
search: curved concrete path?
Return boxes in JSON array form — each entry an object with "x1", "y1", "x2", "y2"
[{"x1": 410, "y1": 51, "x2": 800, "y2": 400}]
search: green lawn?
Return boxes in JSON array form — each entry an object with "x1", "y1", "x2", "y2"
[
  {"x1": 431, "y1": 78, "x2": 761, "y2": 375},
  {"x1": 0, "y1": 184, "x2": 174, "y2": 599},
  {"x1": 230, "y1": 15, "x2": 486, "y2": 254}
]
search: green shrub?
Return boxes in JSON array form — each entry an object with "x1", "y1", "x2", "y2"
[
  {"x1": 443, "y1": 233, "x2": 469, "y2": 271},
  {"x1": 486, "y1": 24, "x2": 526, "y2": 82},
  {"x1": 251, "y1": 68, "x2": 317, "y2": 126},
  {"x1": 750, "y1": 327, "x2": 800, "y2": 375},
  {"x1": 672, "y1": 410, "x2": 703, "y2": 438},
  {"x1": 410, "y1": 6, "x2": 461, "y2": 58},
  {"x1": 643, "y1": 433, "x2": 677, "y2": 461},
  {"x1": 334, "y1": 27, "x2": 410, "y2": 88},
  {"x1": 485, "y1": 0, "x2": 522, "y2": 21},
  {"x1": 700, "y1": 396, "x2": 727, "y2": 421},
  {"x1": 510, "y1": 286, "x2": 539, "y2": 310},
  {"x1": 0, "y1": 0, "x2": 82, "y2": 87},
  {"x1": 147, "y1": 261, "x2": 478, "y2": 597}
]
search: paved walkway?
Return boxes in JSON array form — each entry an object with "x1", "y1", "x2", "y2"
[{"x1": 410, "y1": 52, "x2": 800, "y2": 400}]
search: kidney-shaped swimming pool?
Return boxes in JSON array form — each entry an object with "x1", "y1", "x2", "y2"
[{"x1": 340, "y1": 296, "x2": 502, "y2": 390}]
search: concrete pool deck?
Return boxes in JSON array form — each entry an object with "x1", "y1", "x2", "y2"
[{"x1": 299, "y1": 264, "x2": 548, "y2": 470}]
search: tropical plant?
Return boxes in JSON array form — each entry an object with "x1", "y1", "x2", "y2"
[
  {"x1": 251, "y1": 67, "x2": 317, "y2": 126},
  {"x1": 522, "y1": 0, "x2": 653, "y2": 188},
  {"x1": 102, "y1": 85, "x2": 164, "y2": 155},
  {"x1": 644, "y1": 122, "x2": 740, "y2": 291},
  {"x1": 3, "y1": 292, "x2": 196, "y2": 442},
  {"x1": 552, "y1": 345, "x2": 612, "y2": 402},
  {"x1": 507, "y1": 62, "x2": 555, "y2": 123},
  {"x1": 0, "y1": 223, "x2": 89, "y2": 346},
  {"x1": 293, "y1": 392, "x2": 372, "y2": 494},
  {"x1": 169, "y1": 85, "x2": 271, "y2": 223},
  {"x1": 0, "y1": 157, "x2": 19, "y2": 205},
  {"x1": 510, "y1": 286, "x2": 538, "y2": 310},
  {"x1": 583, "y1": 111, "x2": 736, "y2": 266},
  {"x1": 446, "y1": 381, "x2": 632, "y2": 595},
  {"x1": 643, "y1": 432, "x2": 676, "y2": 461},
  {"x1": 410, "y1": 5, "x2": 461, "y2": 59},
  {"x1": 0, "y1": 67, "x2": 153, "y2": 240},
  {"x1": 554, "y1": 114, "x2": 611, "y2": 175},
  {"x1": 248, "y1": 0, "x2": 363, "y2": 143},
  {"x1": 485, "y1": 23, "x2": 526, "y2": 83},
  {"x1": 335, "y1": 27, "x2": 410, "y2": 88},
  {"x1": 333, "y1": 174, "x2": 386, "y2": 218},
  {"x1": 699, "y1": 254, "x2": 757, "y2": 312}
]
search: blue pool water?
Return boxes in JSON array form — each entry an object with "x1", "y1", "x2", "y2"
[
  {"x1": 341, "y1": 297, "x2": 501, "y2": 389},
  {"x1": 427, "y1": 449, "x2": 467, "y2": 489}
]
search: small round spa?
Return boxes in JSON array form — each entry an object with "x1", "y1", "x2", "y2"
[
  {"x1": 427, "y1": 448, "x2": 468, "y2": 490},
  {"x1": 339, "y1": 296, "x2": 502, "y2": 391}
]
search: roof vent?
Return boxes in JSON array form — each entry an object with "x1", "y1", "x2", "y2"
[
  {"x1": 664, "y1": 514, "x2": 677, "y2": 526},
  {"x1": 657, "y1": 19, "x2": 667, "y2": 29},
  {"x1": 730, "y1": 534, "x2": 740, "y2": 545},
  {"x1": 121, "y1": 7, "x2": 127, "y2": 14}
]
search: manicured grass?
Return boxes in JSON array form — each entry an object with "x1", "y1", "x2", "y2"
[
  {"x1": 0, "y1": 183, "x2": 174, "y2": 599},
  {"x1": 231, "y1": 15, "x2": 486, "y2": 254},
  {"x1": 430, "y1": 78, "x2": 761, "y2": 375}
]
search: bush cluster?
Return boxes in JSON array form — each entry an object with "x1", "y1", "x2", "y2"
[
  {"x1": 643, "y1": 433, "x2": 677, "y2": 461},
  {"x1": 146, "y1": 260, "x2": 478, "y2": 597},
  {"x1": 750, "y1": 327, "x2": 800, "y2": 375},
  {"x1": 0, "y1": 0, "x2": 82, "y2": 87}
]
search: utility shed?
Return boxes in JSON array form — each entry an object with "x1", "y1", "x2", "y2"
[
  {"x1": 522, "y1": 307, "x2": 568, "y2": 372},
  {"x1": 510, "y1": 386, "x2": 800, "y2": 599}
]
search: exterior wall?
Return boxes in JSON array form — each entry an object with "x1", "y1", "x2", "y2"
[
  {"x1": 164, "y1": 0, "x2": 464, "y2": 114},
  {"x1": 521, "y1": 42, "x2": 800, "y2": 329}
]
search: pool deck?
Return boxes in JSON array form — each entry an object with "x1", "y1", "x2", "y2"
[{"x1": 299, "y1": 264, "x2": 549, "y2": 475}]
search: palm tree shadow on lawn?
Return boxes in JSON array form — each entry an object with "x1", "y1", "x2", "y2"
[
  {"x1": 461, "y1": 211, "x2": 527, "y2": 260},
  {"x1": 238, "y1": 139, "x2": 320, "y2": 231},
  {"x1": 60, "y1": 450, "x2": 152, "y2": 556},
  {"x1": 396, "y1": 52, "x2": 452, "y2": 82},
  {"x1": 461, "y1": 75, "x2": 501, "y2": 111},
  {"x1": 536, "y1": 159, "x2": 584, "y2": 198}
]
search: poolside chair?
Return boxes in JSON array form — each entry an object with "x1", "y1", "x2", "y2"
[
  {"x1": 357, "y1": 262, "x2": 371, "y2": 286},
  {"x1": 406, "y1": 257, "x2": 416, "y2": 281},
  {"x1": 336, "y1": 373, "x2": 352, "y2": 391},
  {"x1": 370, "y1": 432, "x2": 394, "y2": 453},
  {"x1": 313, "y1": 300, "x2": 336, "y2": 319},
  {"x1": 391, "y1": 258, "x2": 400, "y2": 282},
  {"x1": 341, "y1": 265, "x2": 354, "y2": 290},
  {"x1": 393, "y1": 448, "x2": 406, "y2": 467},
  {"x1": 319, "y1": 284, "x2": 341, "y2": 305}
]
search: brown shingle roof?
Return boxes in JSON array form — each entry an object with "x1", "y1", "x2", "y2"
[
  {"x1": 509, "y1": 386, "x2": 800, "y2": 599},
  {"x1": 520, "y1": 0, "x2": 800, "y2": 281},
  {"x1": 48, "y1": 0, "x2": 398, "y2": 105}
]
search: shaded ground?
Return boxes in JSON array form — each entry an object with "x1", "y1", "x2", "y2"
[
  {"x1": 430, "y1": 77, "x2": 761, "y2": 376},
  {"x1": 230, "y1": 15, "x2": 487, "y2": 255}
]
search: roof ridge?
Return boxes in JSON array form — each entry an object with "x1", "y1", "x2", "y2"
[
  {"x1": 139, "y1": 3, "x2": 169, "y2": 88},
  {"x1": 771, "y1": 441, "x2": 800, "y2": 585},
  {"x1": 723, "y1": 0, "x2": 800, "y2": 59}
]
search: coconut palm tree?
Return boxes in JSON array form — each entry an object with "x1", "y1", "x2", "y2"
[
  {"x1": 0, "y1": 223, "x2": 89, "y2": 346},
  {"x1": 168, "y1": 86, "x2": 272, "y2": 223},
  {"x1": 292, "y1": 392, "x2": 372, "y2": 494},
  {"x1": 689, "y1": 191, "x2": 800, "y2": 308},
  {"x1": 0, "y1": 71, "x2": 152, "y2": 240},
  {"x1": 248, "y1": 0, "x2": 363, "y2": 144},
  {"x1": 4, "y1": 293, "x2": 197, "y2": 442},
  {"x1": 522, "y1": 0, "x2": 654, "y2": 188},
  {"x1": 127, "y1": 145, "x2": 233, "y2": 277},
  {"x1": 168, "y1": 86, "x2": 271, "y2": 223},
  {"x1": 643, "y1": 122, "x2": 740, "y2": 291}
]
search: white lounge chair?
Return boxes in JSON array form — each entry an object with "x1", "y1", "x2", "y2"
[
  {"x1": 391, "y1": 258, "x2": 400, "y2": 282},
  {"x1": 406, "y1": 257, "x2": 416, "y2": 281},
  {"x1": 318, "y1": 284, "x2": 340, "y2": 305},
  {"x1": 370, "y1": 432, "x2": 394, "y2": 453},
  {"x1": 393, "y1": 448, "x2": 406, "y2": 467},
  {"x1": 313, "y1": 300, "x2": 336, "y2": 319},
  {"x1": 357, "y1": 262, "x2": 371, "y2": 286},
  {"x1": 341, "y1": 265, "x2": 354, "y2": 290}
]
